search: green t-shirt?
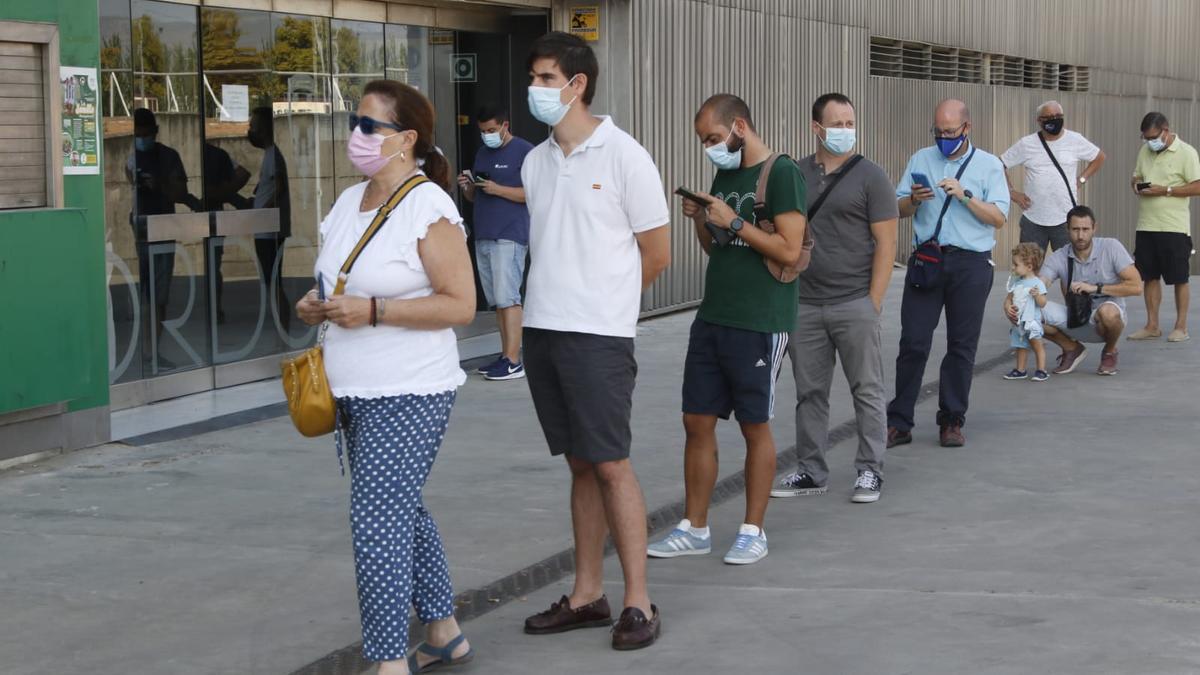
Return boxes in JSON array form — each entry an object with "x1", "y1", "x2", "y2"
[{"x1": 697, "y1": 156, "x2": 807, "y2": 334}]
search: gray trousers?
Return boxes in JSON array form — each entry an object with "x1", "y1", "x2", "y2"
[
  {"x1": 788, "y1": 295, "x2": 887, "y2": 484},
  {"x1": 1019, "y1": 215, "x2": 1070, "y2": 252}
]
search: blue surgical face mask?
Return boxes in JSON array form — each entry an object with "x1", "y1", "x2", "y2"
[
  {"x1": 527, "y1": 75, "x2": 578, "y2": 127},
  {"x1": 134, "y1": 136, "x2": 155, "y2": 152},
  {"x1": 481, "y1": 131, "x2": 503, "y2": 149},
  {"x1": 1147, "y1": 132, "x2": 1167, "y2": 152},
  {"x1": 936, "y1": 134, "x2": 967, "y2": 158},
  {"x1": 821, "y1": 126, "x2": 856, "y2": 155},
  {"x1": 705, "y1": 127, "x2": 743, "y2": 170}
]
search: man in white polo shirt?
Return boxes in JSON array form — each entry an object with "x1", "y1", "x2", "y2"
[
  {"x1": 1002, "y1": 100, "x2": 1106, "y2": 251},
  {"x1": 518, "y1": 32, "x2": 671, "y2": 651}
]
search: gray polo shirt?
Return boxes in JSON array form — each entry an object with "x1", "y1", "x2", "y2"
[
  {"x1": 1041, "y1": 237, "x2": 1136, "y2": 312},
  {"x1": 796, "y1": 154, "x2": 899, "y2": 305}
]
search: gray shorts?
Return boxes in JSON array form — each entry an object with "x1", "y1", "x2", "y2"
[
  {"x1": 524, "y1": 328, "x2": 636, "y2": 464},
  {"x1": 1043, "y1": 300, "x2": 1127, "y2": 343}
]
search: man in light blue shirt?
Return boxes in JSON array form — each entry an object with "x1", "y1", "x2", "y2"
[{"x1": 887, "y1": 99, "x2": 1010, "y2": 449}]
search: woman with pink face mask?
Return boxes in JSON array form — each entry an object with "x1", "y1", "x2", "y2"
[{"x1": 294, "y1": 80, "x2": 476, "y2": 675}]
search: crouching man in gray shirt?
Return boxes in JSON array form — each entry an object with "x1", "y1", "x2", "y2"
[
  {"x1": 772, "y1": 93, "x2": 899, "y2": 504},
  {"x1": 1006, "y1": 205, "x2": 1143, "y2": 376}
]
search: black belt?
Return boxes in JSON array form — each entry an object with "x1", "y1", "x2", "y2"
[{"x1": 940, "y1": 245, "x2": 988, "y2": 255}]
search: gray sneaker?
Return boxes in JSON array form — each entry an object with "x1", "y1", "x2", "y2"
[
  {"x1": 647, "y1": 523, "x2": 711, "y2": 558},
  {"x1": 851, "y1": 470, "x2": 882, "y2": 503},
  {"x1": 722, "y1": 525, "x2": 768, "y2": 565},
  {"x1": 770, "y1": 472, "x2": 828, "y2": 497}
]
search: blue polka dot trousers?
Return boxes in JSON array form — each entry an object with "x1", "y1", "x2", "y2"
[{"x1": 338, "y1": 391, "x2": 457, "y2": 662}]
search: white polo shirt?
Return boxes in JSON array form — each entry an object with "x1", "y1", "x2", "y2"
[{"x1": 521, "y1": 116, "x2": 670, "y2": 338}]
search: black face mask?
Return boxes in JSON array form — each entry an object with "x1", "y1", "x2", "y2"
[{"x1": 1041, "y1": 117, "x2": 1065, "y2": 136}]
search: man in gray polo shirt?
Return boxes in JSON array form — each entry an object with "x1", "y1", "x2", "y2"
[
  {"x1": 772, "y1": 93, "x2": 898, "y2": 504},
  {"x1": 1006, "y1": 205, "x2": 1143, "y2": 376}
]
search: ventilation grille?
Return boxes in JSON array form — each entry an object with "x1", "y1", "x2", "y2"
[{"x1": 871, "y1": 37, "x2": 1090, "y2": 92}]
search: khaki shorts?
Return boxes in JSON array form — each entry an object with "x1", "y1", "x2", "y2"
[{"x1": 1042, "y1": 300, "x2": 1126, "y2": 343}]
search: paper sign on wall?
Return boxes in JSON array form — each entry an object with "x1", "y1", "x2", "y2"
[
  {"x1": 61, "y1": 66, "x2": 100, "y2": 175},
  {"x1": 569, "y1": 6, "x2": 599, "y2": 42},
  {"x1": 220, "y1": 84, "x2": 250, "y2": 122}
]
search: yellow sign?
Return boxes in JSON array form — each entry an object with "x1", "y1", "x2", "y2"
[
  {"x1": 429, "y1": 30, "x2": 454, "y2": 46},
  {"x1": 569, "y1": 6, "x2": 599, "y2": 42}
]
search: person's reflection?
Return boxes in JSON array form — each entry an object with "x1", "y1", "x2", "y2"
[
  {"x1": 124, "y1": 108, "x2": 192, "y2": 366},
  {"x1": 202, "y1": 142, "x2": 251, "y2": 323},
  {"x1": 245, "y1": 106, "x2": 292, "y2": 331}
]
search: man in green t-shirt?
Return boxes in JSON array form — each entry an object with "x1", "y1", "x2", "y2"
[
  {"x1": 1130, "y1": 111, "x2": 1200, "y2": 343},
  {"x1": 647, "y1": 94, "x2": 807, "y2": 566}
]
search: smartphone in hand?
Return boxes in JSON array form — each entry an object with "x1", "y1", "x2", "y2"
[
  {"x1": 1136, "y1": 181, "x2": 1152, "y2": 192},
  {"x1": 674, "y1": 186, "x2": 712, "y2": 206},
  {"x1": 911, "y1": 172, "x2": 933, "y2": 191}
]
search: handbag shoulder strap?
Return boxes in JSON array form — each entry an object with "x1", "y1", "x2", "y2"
[
  {"x1": 1037, "y1": 131, "x2": 1076, "y2": 208},
  {"x1": 808, "y1": 154, "x2": 864, "y2": 221},
  {"x1": 923, "y1": 146, "x2": 976, "y2": 246},
  {"x1": 333, "y1": 174, "x2": 430, "y2": 294},
  {"x1": 1067, "y1": 254, "x2": 1074, "y2": 286}
]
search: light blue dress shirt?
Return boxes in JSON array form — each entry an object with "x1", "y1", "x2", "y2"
[{"x1": 896, "y1": 142, "x2": 1011, "y2": 252}]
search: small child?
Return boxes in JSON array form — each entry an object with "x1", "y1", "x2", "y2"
[{"x1": 1004, "y1": 242, "x2": 1049, "y2": 382}]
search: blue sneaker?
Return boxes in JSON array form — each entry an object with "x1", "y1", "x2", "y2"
[
  {"x1": 647, "y1": 520, "x2": 711, "y2": 558},
  {"x1": 1031, "y1": 370, "x2": 1050, "y2": 382},
  {"x1": 1003, "y1": 369, "x2": 1028, "y2": 380},
  {"x1": 484, "y1": 357, "x2": 525, "y2": 381},
  {"x1": 475, "y1": 356, "x2": 502, "y2": 374},
  {"x1": 723, "y1": 524, "x2": 768, "y2": 565}
]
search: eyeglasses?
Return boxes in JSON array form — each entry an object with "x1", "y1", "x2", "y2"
[
  {"x1": 930, "y1": 122, "x2": 967, "y2": 139},
  {"x1": 348, "y1": 114, "x2": 404, "y2": 135}
]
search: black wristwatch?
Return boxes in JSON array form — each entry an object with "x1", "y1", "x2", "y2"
[
  {"x1": 959, "y1": 189, "x2": 974, "y2": 205},
  {"x1": 730, "y1": 217, "x2": 745, "y2": 234},
  {"x1": 1095, "y1": 283, "x2": 1104, "y2": 295}
]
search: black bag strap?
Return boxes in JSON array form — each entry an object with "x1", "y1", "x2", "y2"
[
  {"x1": 1037, "y1": 131, "x2": 1076, "y2": 208},
  {"x1": 1067, "y1": 255, "x2": 1074, "y2": 286},
  {"x1": 808, "y1": 154, "x2": 864, "y2": 221},
  {"x1": 333, "y1": 173, "x2": 430, "y2": 295},
  {"x1": 920, "y1": 146, "x2": 976, "y2": 246}
]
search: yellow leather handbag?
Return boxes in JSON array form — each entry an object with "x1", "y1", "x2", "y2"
[{"x1": 281, "y1": 174, "x2": 429, "y2": 437}]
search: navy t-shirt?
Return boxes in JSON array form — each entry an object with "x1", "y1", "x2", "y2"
[{"x1": 471, "y1": 136, "x2": 533, "y2": 244}]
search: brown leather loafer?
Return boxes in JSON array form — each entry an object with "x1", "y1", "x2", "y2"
[
  {"x1": 886, "y1": 426, "x2": 912, "y2": 448},
  {"x1": 939, "y1": 424, "x2": 965, "y2": 447},
  {"x1": 523, "y1": 595, "x2": 612, "y2": 635},
  {"x1": 611, "y1": 605, "x2": 660, "y2": 651}
]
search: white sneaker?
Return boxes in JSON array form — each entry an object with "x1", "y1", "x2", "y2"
[{"x1": 722, "y1": 524, "x2": 768, "y2": 565}]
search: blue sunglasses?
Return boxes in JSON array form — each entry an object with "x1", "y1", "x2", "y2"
[{"x1": 348, "y1": 114, "x2": 404, "y2": 135}]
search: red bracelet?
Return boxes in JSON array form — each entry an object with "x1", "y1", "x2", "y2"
[{"x1": 369, "y1": 297, "x2": 377, "y2": 327}]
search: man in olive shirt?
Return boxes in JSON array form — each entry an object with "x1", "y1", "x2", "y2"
[
  {"x1": 771, "y1": 93, "x2": 898, "y2": 504},
  {"x1": 1130, "y1": 111, "x2": 1200, "y2": 343},
  {"x1": 648, "y1": 94, "x2": 807, "y2": 566}
]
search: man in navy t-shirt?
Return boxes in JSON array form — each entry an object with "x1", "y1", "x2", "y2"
[{"x1": 458, "y1": 103, "x2": 534, "y2": 381}]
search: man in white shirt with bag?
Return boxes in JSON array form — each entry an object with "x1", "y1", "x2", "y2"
[{"x1": 1002, "y1": 101, "x2": 1107, "y2": 251}]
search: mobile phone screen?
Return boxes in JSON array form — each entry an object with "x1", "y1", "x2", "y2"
[{"x1": 675, "y1": 187, "x2": 711, "y2": 206}]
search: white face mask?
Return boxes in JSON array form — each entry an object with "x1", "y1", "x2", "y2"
[
  {"x1": 821, "y1": 126, "x2": 857, "y2": 155},
  {"x1": 527, "y1": 75, "x2": 578, "y2": 127},
  {"x1": 481, "y1": 131, "x2": 503, "y2": 149},
  {"x1": 705, "y1": 127, "x2": 742, "y2": 170},
  {"x1": 1147, "y1": 132, "x2": 1167, "y2": 152}
]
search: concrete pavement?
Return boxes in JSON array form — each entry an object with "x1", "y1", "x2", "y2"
[{"x1": 2, "y1": 271, "x2": 1197, "y2": 674}]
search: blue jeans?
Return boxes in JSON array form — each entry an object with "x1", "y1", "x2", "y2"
[
  {"x1": 888, "y1": 249, "x2": 994, "y2": 431},
  {"x1": 476, "y1": 238, "x2": 527, "y2": 309}
]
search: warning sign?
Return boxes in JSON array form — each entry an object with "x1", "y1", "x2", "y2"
[{"x1": 569, "y1": 6, "x2": 599, "y2": 42}]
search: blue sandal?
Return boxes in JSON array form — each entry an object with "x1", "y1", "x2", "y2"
[{"x1": 406, "y1": 634, "x2": 474, "y2": 673}]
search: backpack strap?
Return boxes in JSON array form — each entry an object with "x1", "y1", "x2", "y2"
[
  {"x1": 332, "y1": 174, "x2": 430, "y2": 295},
  {"x1": 752, "y1": 152, "x2": 781, "y2": 213}
]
